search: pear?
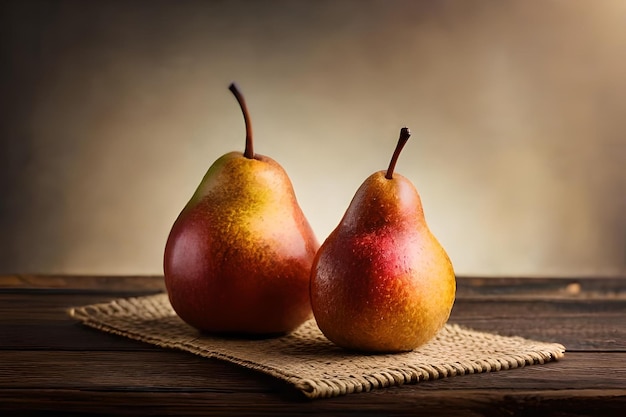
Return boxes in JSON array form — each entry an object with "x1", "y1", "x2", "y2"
[
  {"x1": 310, "y1": 128, "x2": 456, "y2": 352},
  {"x1": 164, "y1": 83, "x2": 319, "y2": 336}
]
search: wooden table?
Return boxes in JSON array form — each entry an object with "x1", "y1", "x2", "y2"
[{"x1": 1, "y1": 275, "x2": 625, "y2": 416}]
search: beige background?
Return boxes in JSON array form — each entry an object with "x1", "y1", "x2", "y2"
[{"x1": 1, "y1": 0, "x2": 624, "y2": 277}]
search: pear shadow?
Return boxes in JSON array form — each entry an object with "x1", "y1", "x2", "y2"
[
  {"x1": 199, "y1": 329, "x2": 288, "y2": 341},
  {"x1": 138, "y1": 316, "x2": 407, "y2": 362},
  {"x1": 137, "y1": 314, "x2": 289, "y2": 340},
  {"x1": 279, "y1": 344, "x2": 411, "y2": 360},
  {"x1": 275, "y1": 332, "x2": 406, "y2": 360}
]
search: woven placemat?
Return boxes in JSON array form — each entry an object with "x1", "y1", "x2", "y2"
[{"x1": 69, "y1": 293, "x2": 565, "y2": 399}]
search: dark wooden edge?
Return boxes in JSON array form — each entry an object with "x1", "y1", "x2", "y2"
[
  {"x1": 456, "y1": 276, "x2": 626, "y2": 299},
  {"x1": 0, "y1": 274, "x2": 624, "y2": 298},
  {"x1": 0, "y1": 389, "x2": 624, "y2": 415},
  {"x1": 0, "y1": 275, "x2": 167, "y2": 292}
]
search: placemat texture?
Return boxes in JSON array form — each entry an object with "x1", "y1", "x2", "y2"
[{"x1": 69, "y1": 293, "x2": 565, "y2": 399}]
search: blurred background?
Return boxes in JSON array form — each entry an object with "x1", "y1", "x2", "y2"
[{"x1": 1, "y1": 0, "x2": 624, "y2": 277}]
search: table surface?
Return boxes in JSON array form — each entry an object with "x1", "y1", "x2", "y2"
[{"x1": 1, "y1": 274, "x2": 625, "y2": 416}]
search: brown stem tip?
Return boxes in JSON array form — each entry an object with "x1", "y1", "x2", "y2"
[
  {"x1": 385, "y1": 127, "x2": 411, "y2": 179},
  {"x1": 228, "y1": 82, "x2": 254, "y2": 159}
]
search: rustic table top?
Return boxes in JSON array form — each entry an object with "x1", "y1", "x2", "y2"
[{"x1": 1, "y1": 274, "x2": 625, "y2": 416}]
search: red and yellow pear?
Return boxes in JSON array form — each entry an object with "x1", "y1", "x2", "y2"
[
  {"x1": 164, "y1": 83, "x2": 319, "y2": 335},
  {"x1": 310, "y1": 128, "x2": 456, "y2": 352}
]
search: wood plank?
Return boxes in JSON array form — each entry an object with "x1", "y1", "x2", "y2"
[
  {"x1": 450, "y1": 317, "x2": 626, "y2": 351},
  {"x1": 1, "y1": 293, "x2": 624, "y2": 351},
  {"x1": 456, "y1": 276, "x2": 626, "y2": 299},
  {"x1": 0, "y1": 350, "x2": 623, "y2": 392},
  {"x1": 1, "y1": 348, "x2": 625, "y2": 414},
  {"x1": 2, "y1": 275, "x2": 625, "y2": 298},
  {"x1": 0, "y1": 274, "x2": 166, "y2": 292},
  {"x1": 3, "y1": 289, "x2": 624, "y2": 319},
  {"x1": 450, "y1": 298, "x2": 626, "y2": 351},
  {"x1": 0, "y1": 324, "x2": 157, "y2": 351},
  {"x1": 0, "y1": 292, "x2": 157, "y2": 322},
  {"x1": 1, "y1": 388, "x2": 624, "y2": 416},
  {"x1": 4, "y1": 314, "x2": 621, "y2": 352},
  {"x1": 1, "y1": 277, "x2": 624, "y2": 415}
]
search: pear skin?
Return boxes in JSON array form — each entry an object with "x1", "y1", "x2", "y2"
[
  {"x1": 164, "y1": 84, "x2": 319, "y2": 335},
  {"x1": 310, "y1": 128, "x2": 455, "y2": 352}
]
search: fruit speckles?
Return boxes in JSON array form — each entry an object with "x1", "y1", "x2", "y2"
[
  {"x1": 163, "y1": 83, "x2": 319, "y2": 336},
  {"x1": 310, "y1": 127, "x2": 456, "y2": 353},
  {"x1": 165, "y1": 153, "x2": 318, "y2": 335}
]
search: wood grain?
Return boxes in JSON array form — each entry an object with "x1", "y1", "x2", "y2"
[
  {"x1": 1, "y1": 275, "x2": 625, "y2": 416},
  {"x1": 0, "y1": 351, "x2": 624, "y2": 391}
]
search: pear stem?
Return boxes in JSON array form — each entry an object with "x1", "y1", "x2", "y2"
[
  {"x1": 385, "y1": 127, "x2": 411, "y2": 179},
  {"x1": 229, "y1": 83, "x2": 254, "y2": 159}
]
